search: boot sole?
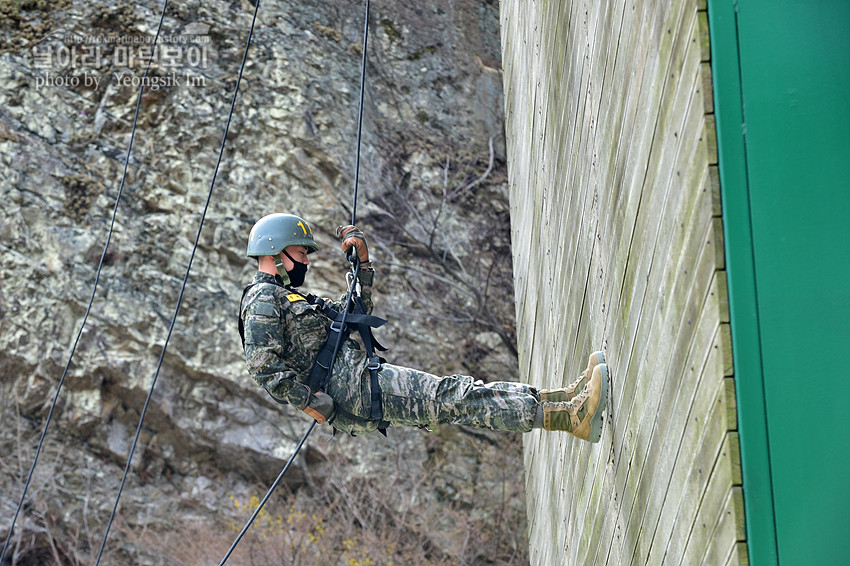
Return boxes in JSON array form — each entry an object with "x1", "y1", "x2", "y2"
[{"x1": 586, "y1": 363, "x2": 610, "y2": 443}]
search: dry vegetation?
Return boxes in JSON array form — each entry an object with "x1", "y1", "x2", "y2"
[
  {"x1": 1, "y1": 422, "x2": 527, "y2": 565},
  {"x1": 365, "y1": 135, "x2": 517, "y2": 368},
  {"x1": 153, "y1": 436, "x2": 526, "y2": 566}
]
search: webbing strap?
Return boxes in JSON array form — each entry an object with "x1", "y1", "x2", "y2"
[
  {"x1": 348, "y1": 297, "x2": 386, "y2": 421},
  {"x1": 307, "y1": 296, "x2": 387, "y2": 421},
  {"x1": 237, "y1": 284, "x2": 253, "y2": 351}
]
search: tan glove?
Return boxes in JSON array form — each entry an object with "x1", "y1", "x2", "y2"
[
  {"x1": 336, "y1": 225, "x2": 369, "y2": 263},
  {"x1": 302, "y1": 392, "x2": 335, "y2": 424}
]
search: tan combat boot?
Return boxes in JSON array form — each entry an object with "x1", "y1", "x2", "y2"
[
  {"x1": 542, "y1": 363, "x2": 609, "y2": 443},
  {"x1": 539, "y1": 351, "x2": 605, "y2": 403}
]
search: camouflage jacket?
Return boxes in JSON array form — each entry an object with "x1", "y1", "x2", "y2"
[{"x1": 239, "y1": 270, "x2": 373, "y2": 411}]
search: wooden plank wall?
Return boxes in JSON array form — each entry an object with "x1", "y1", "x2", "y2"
[{"x1": 499, "y1": 1, "x2": 747, "y2": 564}]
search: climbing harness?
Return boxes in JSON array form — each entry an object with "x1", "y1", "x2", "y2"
[
  {"x1": 306, "y1": 285, "x2": 388, "y2": 421},
  {"x1": 0, "y1": 1, "x2": 170, "y2": 562},
  {"x1": 237, "y1": 275, "x2": 388, "y2": 422},
  {"x1": 227, "y1": 260, "x2": 380, "y2": 564}
]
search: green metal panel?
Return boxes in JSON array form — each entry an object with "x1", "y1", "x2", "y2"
[
  {"x1": 709, "y1": 1, "x2": 850, "y2": 564},
  {"x1": 706, "y1": 2, "x2": 779, "y2": 563}
]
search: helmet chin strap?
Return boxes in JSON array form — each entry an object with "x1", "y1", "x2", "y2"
[{"x1": 279, "y1": 249, "x2": 297, "y2": 268}]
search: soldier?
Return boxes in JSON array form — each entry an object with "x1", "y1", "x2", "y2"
[{"x1": 239, "y1": 213, "x2": 609, "y2": 442}]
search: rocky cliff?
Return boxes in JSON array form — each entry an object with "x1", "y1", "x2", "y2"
[{"x1": 0, "y1": 1, "x2": 526, "y2": 564}]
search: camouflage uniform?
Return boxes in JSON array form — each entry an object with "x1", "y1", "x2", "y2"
[{"x1": 241, "y1": 270, "x2": 540, "y2": 436}]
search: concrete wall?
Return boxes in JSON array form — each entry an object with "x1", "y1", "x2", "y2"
[{"x1": 499, "y1": 1, "x2": 746, "y2": 565}]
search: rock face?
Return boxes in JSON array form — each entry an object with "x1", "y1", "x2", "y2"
[{"x1": 0, "y1": 1, "x2": 526, "y2": 564}]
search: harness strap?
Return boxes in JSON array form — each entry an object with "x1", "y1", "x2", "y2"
[
  {"x1": 237, "y1": 283, "x2": 254, "y2": 351},
  {"x1": 306, "y1": 294, "x2": 387, "y2": 421},
  {"x1": 350, "y1": 297, "x2": 387, "y2": 421}
]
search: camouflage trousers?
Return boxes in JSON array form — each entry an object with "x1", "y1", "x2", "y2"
[{"x1": 327, "y1": 363, "x2": 540, "y2": 436}]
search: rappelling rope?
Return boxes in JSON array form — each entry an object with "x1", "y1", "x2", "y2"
[
  {"x1": 0, "y1": 2, "x2": 170, "y2": 562},
  {"x1": 350, "y1": 0, "x2": 371, "y2": 225},
  {"x1": 92, "y1": 2, "x2": 261, "y2": 564},
  {"x1": 217, "y1": 1, "x2": 372, "y2": 563}
]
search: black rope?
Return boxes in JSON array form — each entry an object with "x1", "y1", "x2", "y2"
[
  {"x1": 350, "y1": 0, "x2": 371, "y2": 225},
  {"x1": 91, "y1": 2, "x2": 261, "y2": 564},
  {"x1": 217, "y1": 1, "x2": 371, "y2": 562},
  {"x1": 0, "y1": 2, "x2": 169, "y2": 562},
  {"x1": 216, "y1": 420, "x2": 316, "y2": 566}
]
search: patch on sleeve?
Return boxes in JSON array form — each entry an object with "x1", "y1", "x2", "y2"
[
  {"x1": 254, "y1": 302, "x2": 277, "y2": 316},
  {"x1": 286, "y1": 293, "x2": 306, "y2": 303}
]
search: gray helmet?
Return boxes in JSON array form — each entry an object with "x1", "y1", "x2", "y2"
[{"x1": 246, "y1": 213, "x2": 319, "y2": 257}]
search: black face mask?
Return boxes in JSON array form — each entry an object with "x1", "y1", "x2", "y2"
[{"x1": 279, "y1": 250, "x2": 308, "y2": 287}]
